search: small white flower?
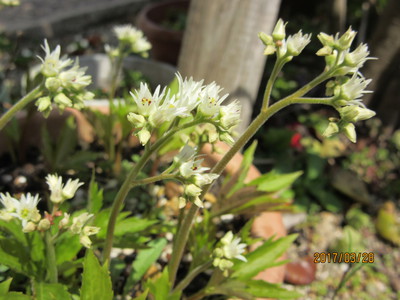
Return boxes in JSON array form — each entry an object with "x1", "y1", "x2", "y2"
[
  {"x1": 63, "y1": 178, "x2": 84, "y2": 199},
  {"x1": 197, "y1": 82, "x2": 228, "y2": 117},
  {"x1": 70, "y1": 212, "x2": 93, "y2": 235},
  {"x1": 286, "y1": 31, "x2": 312, "y2": 56},
  {"x1": 184, "y1": 184, "x2": 202, "y2": 198},
  {"x1": 175, "y1": 73, "x2": 203, "y2": 114},
  {"x1": 219, "y1": 100, "x2": 241, "y2": 130},
  {"x1": 0, "y1": 192, "x2": 19, "y2": 213},
  {"x1": 338, "y1": 75, "x2": 372, "y2": 101},
  {"x1": 220, "y1": 231, "x2": 247, "y2": 262},
  {"x1": 46, "y1": 174, "x2": 64, "y2": 204},
  {"x1": 193, "y1": 173, "x2": 219, "y2": 187},
  {"x1": 130, "y1": 83, "x2": 165, "y2": 117},
  {"x1": 114, "y1": 25, "x2": 143, "y2": 43},
  {"x1": 58, "y1": 61, "x2": 92, "y2": 90},
  {"x1": 344, "y1": 43, "x2": 371, "y2": 68},
  {"x1": 179, "y1": 158, "x2": 210, "y2": 178},
  {"x1": 83, "y1": 226, "x2": 100, "y2": 236},
  {"x1": 59, "y1": 212, "x2": 70, "y2": 229},
  {"x1": 13, "y1": 193, "x2": 41, "y2": 227},
  {"x1": 137, "y1": 128, "x2": 151, "y2": 145},
  {"x1": 38, "y1": 40, "x2": 72, "y2": 77},
  {"x1": 174, "y1": 144, "x2": 197, "y2": 166}
]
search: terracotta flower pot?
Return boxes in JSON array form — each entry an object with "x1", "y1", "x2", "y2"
[{"x1": 136, "y1": 0, "x2": 190, "y2": 65}]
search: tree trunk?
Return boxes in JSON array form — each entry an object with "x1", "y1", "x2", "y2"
[
  {"x1": 178, "y1": 0, "x2": 281, "y2": 133},
  {"x1": 362, "y1": 0, "x2": 400, "y2": 129}
]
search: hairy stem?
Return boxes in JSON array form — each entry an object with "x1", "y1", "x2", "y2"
[
  {"x1": 102, "y1": 120, "x2": 202, "y2": 264},
  {"x1": 45, "y1": 231, "x2": 58, "y2": 283},
  {"x1": 0, "y1": 84, "x2": 43, "y2": 131}
]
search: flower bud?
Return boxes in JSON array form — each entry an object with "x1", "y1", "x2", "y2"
[
  {"x1": 83, "y1": 226, "x2": 100, "y2": 236},
  {"x1": 127, "y1": 112, "x2": 146, "y2": 128},
  {"x1": 137, "y1": 128, "x2": 151, "y2": 145},
  {"x1": 38, "y1": 219, "x2": 51, "y2": 231},
  {"x1": 317, "y1": 32, "x2": 334, "y2": 47},
  {"x1": 45, "y1": 77, "x2": 61, "y2": 92},
  {"x1": 337, "y1": 27, "x2": 357, "y2": 50},
  {"x1": 59, "y1": 213, "x2": 70, "y2": 229},
  {"x1": 272, "y1": 19, "x2": 286, "y2": 41},
  {"x1": 23, "y1": 221, "x2": 37, "y2": 233},
  {"x1": 323, "y1": 122, "x2": 339, "y2": 138},
  {"x1": 79, "y1": 235, "x2": 92, "y2": 248},
  {"x1": 184, "y1": 184, "x2": 202, "y2": 198},
  {"x1": 193, "y1": 197, "x2": 204, "y2": 208},
  {"x1": 316, "y1": 45, "x2": 333, "y2": 56},
  {"x1": 258, "y1": 32, "x2": 273, "y2": 46},
  {"x1": 35, "y1": 96, "x2": 52, "y2": 118},
  {"x1": 54, "y1": 93, "x2": 72, "y2": 109},
  {"x1": 219, "y1": 132, "x2": 235, "y2": 146},
  {"x1": 178, "y1": 197, "x2": 187, "y2": 209},
  {"x1": 342, "y1": 123, "x2": 356, "y2": 143}
]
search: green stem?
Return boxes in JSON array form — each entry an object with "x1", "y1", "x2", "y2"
[
  {"x1": 173, "y1": 261, "x2": 213, "y2": 293},
  {"x1": 44, "y1": 231, "x2": 58, "y2": 283},
  {"x1": 102, "y1": 119, "x2": 202, "y2": 264},
  {"x1": 262, "y1": 58, "x2": 286, "y2": 110},
  {"x1": 131, "y1": 174, "x2": 180, "y2": 186},
  {"x1": 168, "y1": 70, "x2": 337, "y2": 287},
  {"x1": 0, "y1": 84, "x2": 43, "y2": 131},
  {"x1": 187, "y1": 289, "x2": 207, "y2": 300}
]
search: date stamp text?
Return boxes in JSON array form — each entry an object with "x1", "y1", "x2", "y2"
[{"x1": 313, "y1": 252, "x2": 374, "y2": 263}]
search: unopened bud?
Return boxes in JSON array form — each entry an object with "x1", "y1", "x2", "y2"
[
  {"x1": 45, "y1": 77, "x2": 61, "y2": 92},
  {"x1": 38, "y1": 219, "x2": 51, "y2": 231},
  {"x1": 272, "y1": 19, "x2": 286, "y2": 41},
  {"x1": 23, "y1": 222, "x2": 37, "y2": 233},
  {"x1": 342, "y1": 123, "x2": 356, "y2": 143},
  {"x1": 337, "y1": 27, "x2": 357, "y2": 50}
]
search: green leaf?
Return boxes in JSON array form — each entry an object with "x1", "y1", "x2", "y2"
[
  {"x1": 248, "y1": 170, "x2": 303, "y2": 192},
  {"x1": 146, "y1": 268, "x2": 181, "y2": 300},
  {"x1": 30, "y1": 232, "x2": 45, "y2": 264},
  {"x1": 232, "y1": 234, "x2": 297, "y2": 279},
  {"x1": 114, "y1": 217, "x2": 158, "y2": 237},
  {"x1": 238, "y1": 140, "x2": 258, "y2": 185},
  {"x1": 243, "y1": 279, "x2": 302, "y2": 299},
  {"x1": 88, "y1": 172, "x2": 103, "y2": 214},
  {"x1": 210, "y1": 279, "x2": 302, "y2": 299},
  {"x1": 0, "y1": 278, "x2": 12, "y2": 295},
  {"x1": 0, "y1": 292, "x2": 31, "y2": 300},
  {"x1": 0, "y1": 219, "x2": 27, "y2": 247},
  {"x1": 0, "y1": 239, "x2": 32, "y2": 276},
  {"x1": 80, "y1": 250, "x2": 113, "y2": 300},
  {"x1": 35, "y1": 281, "x2": 72, "y2": 300},
  {"x1": 125, "y1": 238, "x2": 167, "y2": 292},
  {"x1": 55, "y1": 233, "x2": 82, "y2": 265},
  {"x1": 132, "y1": 289, "x2": 148, "y2": 300}
]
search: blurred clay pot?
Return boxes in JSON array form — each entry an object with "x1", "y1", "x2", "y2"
[{"x1": 136, "y1": 0, "x2": 189, "y2": 65}]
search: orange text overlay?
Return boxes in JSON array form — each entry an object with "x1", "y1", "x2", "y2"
[{"x1": 313, "y1": 252, "x2": 374, "y2": 263}]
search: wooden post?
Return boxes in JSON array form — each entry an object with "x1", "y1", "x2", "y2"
[{"x1": 178, "y1": 0, "x2": 281, "y2": 133}]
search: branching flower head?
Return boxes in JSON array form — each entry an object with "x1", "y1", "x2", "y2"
[
  {"x1": 38, "y1": 40, "x2": 73, "y2": 77},
  {"x1": 46, "y1": 174, "x2": 84, "y2": 204},
  {"x1": 113, "y1": 24, "x2": 151, "y2": 57},
  {"x1": 69, "y1": 212, "x2": 100, "y2": 248}
]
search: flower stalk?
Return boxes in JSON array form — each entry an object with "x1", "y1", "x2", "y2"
[
  {"x1": 0, "y1": 84, "x2": 44, "y2": 131},
  {"x1": 44, "y1": 231, "x2": 58, "y2": 283}
]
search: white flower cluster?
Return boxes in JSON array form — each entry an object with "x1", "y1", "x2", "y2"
[
  {"x1": 36, "y1": 40, "x2": 93, "y2": 117},
  {"x1": 0, "y1": 174, "x2": 99, "y2": 248},
  {"x1": 106, "y1": 25, "x2": 151, "y2": 58},
  {"x1": 317, "y1": 28, "x2": 375, "y2": 142},
  {"x1": 172, "y1": 144, "x2": 219, "y2": 209},
  {"x1": 127, "y1": 73, "x2": 241, "y2": 146},
  {"x1": 213, "y1": 231, "x2": 247, "y2": 276},
  {"x1": 259, "y1": 19, "x2": 311, "y2": 59}
]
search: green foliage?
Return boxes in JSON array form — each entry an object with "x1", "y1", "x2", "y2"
[
  {"x1": 124, "y1": 238, "x2": 167, "y2": 294},
  {"x1": 34, "y1": 281, "x2": 71, "y2": 300},
  {"x1": 0, "y1": 278, "x2": 12, "y2": 295},
  {"x1": 87, "y1": 173, "x2": 103, "y2": 215},
  {"x1": 232, "y1": 234, "x2": 297, "y2": 280},
  {"x1": 80, "y1": 250, "x2": 113, "y2": 300},
  {"x1": 145, "y1": 269, "x2": 181, "y2": 300}
]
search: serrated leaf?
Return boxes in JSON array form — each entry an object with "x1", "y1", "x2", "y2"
[
  {"x1": 0, "y1": 278, "x2": 12, "y2": 295},
  {"x1": 132, "y1": 289, "x2": 148, "y2": 300},
  {"x1": 30, "y1": 232, "x2": 45, "y2": 264},
  {"x1": 88, "y1": 172, "x2": 103, "y2": 214},
  {"x1": 232, "y1": 234, "x2": 297, "y2": 279},
  {"x1": 80, "y1": 250, "x2": 113, "y2": 300},
  {"x1": 248, "y1": 170, "x2": 303, "y2": 192},
  {"x1": 114, "y1": 218, "x2": 158, "y2": 237},
  {"x1": 35, "y1": 282, "x2": 72, "y2": 300},
  {"x1": 124, "y1": 238, "x2": 167, "y2": 294}
]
